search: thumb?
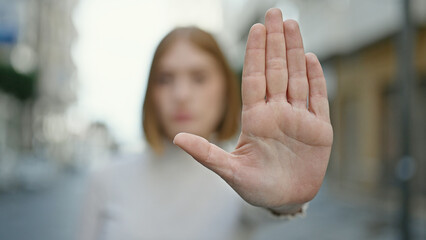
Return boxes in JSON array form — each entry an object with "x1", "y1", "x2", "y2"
[{"x1": 173, "y1": 132, "x2": 234, "y2": 179}]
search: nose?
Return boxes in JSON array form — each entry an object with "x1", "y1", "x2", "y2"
[{"x1": 172, "y1": 77, "x2": 192, "y2": 102}]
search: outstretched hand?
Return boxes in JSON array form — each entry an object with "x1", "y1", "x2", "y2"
[{"x1": 174, "y1": 8, "x2": 333, "y2": 213}]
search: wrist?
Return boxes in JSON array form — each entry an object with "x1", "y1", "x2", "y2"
[{"x1": 268, "y1": 202, "x2": 306, "y2": 216}]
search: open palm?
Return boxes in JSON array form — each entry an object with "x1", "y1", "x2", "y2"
[{"x1": 174, "y1": 8, "x2": 333, "y2": 213}]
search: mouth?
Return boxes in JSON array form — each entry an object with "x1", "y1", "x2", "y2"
[{"x1": 173, "y1": 112, "x2": 193, "y2": 122}]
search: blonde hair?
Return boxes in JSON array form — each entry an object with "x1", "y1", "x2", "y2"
[{"x1": 142, "y1": 27, "x2": 241, "y2": 154}]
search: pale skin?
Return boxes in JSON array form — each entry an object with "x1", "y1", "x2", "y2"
[
  {"x1": 173, "y1": 8, "x2": 333, "y2": 214},
  {"x1": 154, "y1": 40, "x2": 227, "y2": 141}
]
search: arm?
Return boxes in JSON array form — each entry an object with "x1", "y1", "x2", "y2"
[{"x1": 174, "y1": 8, "x2": 333, "y2": 216}]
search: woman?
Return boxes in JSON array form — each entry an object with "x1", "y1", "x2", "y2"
[{"x1": 79, "y1": 8, "x2": 333, "y2": 240}]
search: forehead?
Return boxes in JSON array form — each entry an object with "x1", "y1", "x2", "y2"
[{"x1": 159, "y1": 40, "x2": 218, "y2": 71}]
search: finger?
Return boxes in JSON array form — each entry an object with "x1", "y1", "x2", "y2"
[
  {"x1": 242, "y1": 23, "x2": 266, "y2": 107},
  {"x1": 173, "y1": 132, "x2": 234, "y2": 180},
  {"x1": 306, "y1": 53, "x2": 330, "y2": 122},
  {"x1": 284, "y1": 20, "x2": 308, "y2": 109},
  {"x1": 265, "y1": 8, "x2": 287, "y2": 101}
]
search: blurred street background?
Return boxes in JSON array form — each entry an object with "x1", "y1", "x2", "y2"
[{"x1": 0, "y1": 0, "x2": 425, "y2": 239}]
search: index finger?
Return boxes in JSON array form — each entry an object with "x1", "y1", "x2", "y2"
[{"x1": 242, "y1": 23, "x2": 266, "y2": 107}]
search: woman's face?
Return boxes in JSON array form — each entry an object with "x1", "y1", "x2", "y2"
[{"x1": 153, "y1": 40, "x2": 227, "y2": 140}]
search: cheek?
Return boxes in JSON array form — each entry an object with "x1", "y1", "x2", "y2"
[
  {"x1": 153, "y1": 88, "x2": 169, "y2": 119},
  {"x1": 199, "y1": 78, "x2": 227, "y2": 124}
]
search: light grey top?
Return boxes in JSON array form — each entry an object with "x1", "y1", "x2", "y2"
[{"x1": 77, "y1": 141, "x2": 304, "y2": 240}]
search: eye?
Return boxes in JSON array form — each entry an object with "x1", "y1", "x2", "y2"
[
  {"x1": 192, "y1": 73, "x2": 207, "y2": 84},
  {"x1": 157, "y1": 73, "x2": 173, "y2": 85}
]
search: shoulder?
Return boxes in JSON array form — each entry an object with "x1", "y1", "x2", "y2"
[{"x1": 86, "y1": 152, "x2": 149, "y2": 189}]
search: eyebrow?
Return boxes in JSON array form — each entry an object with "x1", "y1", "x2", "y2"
[
  {"x1": 159, "y1": 65, "x2": 210, "y2": 75},
  {"x1": 189, "y1": 68, "x2": 209, "y2": 75}
]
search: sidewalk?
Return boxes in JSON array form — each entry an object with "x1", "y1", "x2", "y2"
[{"x1": 0, "y1": 170, "x2": 86, "y2": 240}]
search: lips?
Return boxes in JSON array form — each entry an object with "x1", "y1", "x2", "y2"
[{"x1": 173, "y1": 112, "x2": 193, "y2": 122}]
